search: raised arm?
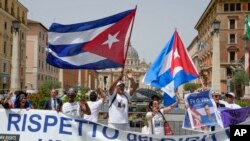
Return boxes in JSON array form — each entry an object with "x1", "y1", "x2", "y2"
[
  {"x1": 162, "y1": 95, "x2": 180, "y2": 114},
  {"x1": 126, "y1": 71, "x2": 138, "y2": 96},
  {"x1": 97, "y1": 88, "x2": 106, "y2": 103},
  {"x1": 109, "y1": 70, "x2": 124, "y2": 95},
  {"x1": 79, "y1": 99, "x2": 91, "y2": 115}
]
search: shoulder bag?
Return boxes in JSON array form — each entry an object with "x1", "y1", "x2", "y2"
[{"x1": 159, "y1": 110, "x2": 174, "y2": 135}]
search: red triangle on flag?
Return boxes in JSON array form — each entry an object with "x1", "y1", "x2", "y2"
[
  {"x1": 171, "y1": 31, "x2": 198, "y2": 76},
  {"x1": 82, "y1": 10, "x2": 135, "y2": 65}
]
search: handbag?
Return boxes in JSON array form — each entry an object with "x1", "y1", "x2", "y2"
[
  {"x1": 163, "y1": 120, "x2": 174, "y2": 135},
  {"x1": 159, "y1": 111, "x2": 174, "y2": 135}
]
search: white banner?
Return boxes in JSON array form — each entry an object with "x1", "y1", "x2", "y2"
[{"x1": 0, "y1": 109, "x2": 248, "y2": 141}]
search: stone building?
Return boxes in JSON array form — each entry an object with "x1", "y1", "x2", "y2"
[
  {"x1": 0, "y1": 0, "x2": 28, "y2": 92},
  {"x1": 97, "y1": 44, "x2": 150, "y2": 91},
  {"x1": 189, "y1": 0, "x2": 250, "y2": 97},
  {"x1": 25, "y1": 20, "x2": 59, "y2": 92}
]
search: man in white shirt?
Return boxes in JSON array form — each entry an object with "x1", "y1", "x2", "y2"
[
  {"x1": 225, "y1": 92, "x2": 241, "y2": 109},
  {"x1": 62, "y1": 88, "x2": 91, "y2": 118},
  {"x1": 84, "y1": 88, "x2": 105, "y2": 123},
  {"x1": 108, "y1": 70, "x2": 138, "y2": 131}
]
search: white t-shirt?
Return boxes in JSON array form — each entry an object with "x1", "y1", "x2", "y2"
[
  {"x1": 146, "y1": 109, "x2": 164, "y2": 135},
  {"x1": 108, "y1": 91, "x2": 131, "y2": 124},
  {"x1": 225, "y1": 103, "x2": 241, "y2": 109},
  {"x1": 84, "y1": 99, "x2": 103, "y2": 123},
  {"x1": 141, "y1": 126, "x2": 150, "y2": 134},
  {"x1": 62, "y1": 101, "x2": 83, "y2": 118}
]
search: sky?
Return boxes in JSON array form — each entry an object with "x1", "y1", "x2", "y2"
[{"x1": 19, "y1": 0, "x2": 210, "y2": 63}]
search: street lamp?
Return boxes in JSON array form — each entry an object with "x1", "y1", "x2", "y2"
[
  {"x1": 12, "y1": 20, "x2": 21, "y2": 33},
  {"x1": 211, "y1": 19, "x2": 221, "y2": 92},
  {"x1": 10, "y1": 20, "x2": 21, "y2": 91},
  {"x1": 212, "y1": 19, "x2": 221, "y2": 34}
]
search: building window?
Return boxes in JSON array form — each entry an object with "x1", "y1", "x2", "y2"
[
  {"x1": 21, "y1": 32, "x2": 24, "y2": 40},
  {"x1": 229, "y1": 34, "x2": 236, "y2": 43},
  {"x1": 3, "y1": 63, "x2": 6, "y2": 72},
  {"x1": 4, "y1": 41, "x2": 7, "y2": 54},
  {"x1": 229, "y1": 51, "x2": 236, "y2": 63},
  {"x1": 230, "y1": 3, "x2": 235, "y2": 11},
  {"x1": 225, "y1": 3, "x2": 241, "y2": 12},
  {"x1": 224, "y1": 4, "x2": 229, "y2": 11},
  {"x1": 4, "y1": 22, "x2": 7, "y2": 31},
  {"x1": 236, "y1": 3, "x2": 241, "y2": 11},
  {"x1": 20, "y1": 67, "x2": 23, "y2": 76},
  {"x1": 4, "y1": 0, "x2": 8, "y2": 11},
  {"x1": 10, "y1": 44, "x2": 12, "y2": 56},
  {"x1": 229, "y1": 19, "x2": 235, "y2": 29}
]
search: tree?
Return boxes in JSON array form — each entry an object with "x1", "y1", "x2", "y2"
[
  {"x1": 28, "y1": 80, "x2": 61, "y2": 109},
  {"x1": 183, "y1": 83, "x2": 200, "y2": 93},
  {"x1": 231, "y1": 70, "x2": 250, "y2": 97}
]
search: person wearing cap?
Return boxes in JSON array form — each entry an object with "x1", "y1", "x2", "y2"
[
  {"x1": 84, "y1": 88, "x2": 105, "y2": 123},
  {"x1": 62, "y1": 88, "x2": 91, "y2": 118},
  {"x1": 43, "y1": 89, "x2": 63, "y2": 112},
  {"x1": 212, "y1": 91, "x2": 226, "y2": 108},
  {"x1": 108, "y1": 70, "x2": 138, "y2": 131},
  {"x1": 211, "y1": 91, "x2": 225, "y2": 131},
  {"x1": 225, "y1": 92, "x2": 241, "y2": 109}
]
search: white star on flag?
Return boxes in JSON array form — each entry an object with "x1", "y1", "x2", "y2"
[
  {"x1": 103, "y1": 32, "x2": 120, "y2": 49},
  {"x1": 174, "y1": 48, "x2": 180, "y2": 59}
]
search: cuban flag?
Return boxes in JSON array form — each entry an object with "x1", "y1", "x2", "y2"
[
  {"x1": 46, "y1": 9, "x2": 136, "y2": 70},
  {"x1": 143, "y1": 31, "x2": 199, "y2": 106}
]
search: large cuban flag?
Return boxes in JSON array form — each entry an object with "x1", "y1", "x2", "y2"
[
  {"x1": 143, "y1": 31, "x2": 199, "y2": 105},
  {"x1": 46, "y1": 9, "x2": 136, "y2": 70}
]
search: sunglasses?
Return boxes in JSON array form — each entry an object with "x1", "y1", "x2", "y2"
[{"x1": 118, "y1": 84, "x2": 125, "y2": 88}]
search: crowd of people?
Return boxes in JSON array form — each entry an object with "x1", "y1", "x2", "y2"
[
  {"x1": 0, "y1": 71, "x2": 141, "y2": 132},
  {"x1": 0, "y1": 71, "x2": 245, "y2": 136}
]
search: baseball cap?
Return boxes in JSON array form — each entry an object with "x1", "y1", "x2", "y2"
[
  {"x1": 212, "y1": 91, "x2": 221, "y2": 96},
  {"x1": 226, "y1": 92, "x2": 235, "y2": 97},
  {"x1": 116, "y1": 81, "x2": 125, "y2": 87},
  {"x1": 67, "y1": 88, "x2": 76, "y2": 95}
]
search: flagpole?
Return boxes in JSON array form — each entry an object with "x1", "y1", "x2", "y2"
[
  {"x1": 123, "y1": 6, "x2": 137, "y2": 71},
  {"x1": 199, "y1": 77, "x2": 205, "y2": 89}
]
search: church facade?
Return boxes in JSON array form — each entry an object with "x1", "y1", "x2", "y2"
[{"x1": 97, "y1": 44, "x2": 150, "y2": 92}]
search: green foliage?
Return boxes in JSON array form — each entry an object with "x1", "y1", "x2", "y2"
[
  {"x1": 231, "y1": 70, "x2": 250, "y2": 86},
  {"x1": 183, "y1": 83, "x2": 200, "y2": 92},
  {"x1": 236, "y1": 99, "x2": 250, "y2": 107},
  {"x1": 28, "y1": 80, "x2": 61, "y2": 109}
]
